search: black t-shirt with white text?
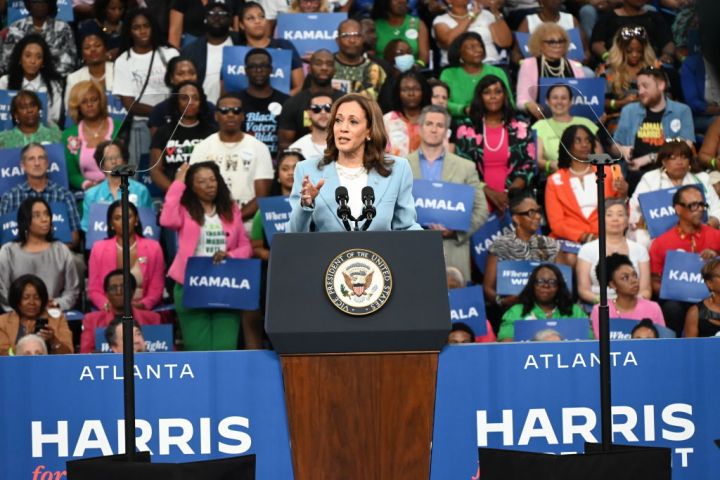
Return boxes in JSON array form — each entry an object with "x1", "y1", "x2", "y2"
[
  {"x1": 151, "y1": 121, "x2": 217, "y2": 179},
  {"x1": 239, "y1": 89, "x2": 289, "y2": 159}
]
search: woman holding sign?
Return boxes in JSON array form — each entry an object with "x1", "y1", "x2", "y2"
[{"x1": 160, "y1": 161, "x2": 252, "y2": 351}]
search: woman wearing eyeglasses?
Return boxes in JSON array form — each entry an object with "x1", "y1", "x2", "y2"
[
  {"x1": 497, "y1": 263, "x2": 587, "y2": 342},
  {"x1": 383, "y1": 70, "x2": 432, "y2": 157},
  {"x1": 516, "y1": 0, "x2": 590, "y2": 63},
  {"x1": 516, "y1": 22, "x2": 585, "y2": 121}
]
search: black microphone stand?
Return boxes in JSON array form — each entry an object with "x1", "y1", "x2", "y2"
[{"x1": 110, "y1": 164, "x2": 137, "y2": 461}]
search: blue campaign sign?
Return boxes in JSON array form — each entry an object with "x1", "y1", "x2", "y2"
[
  {"x1": 430, "y1": 338, "x2": 720, "y2": 479},
  {"x1": 275, "y1": 12, "x2": 346, "y2": 57},
  {"x1": 0, "y1": 90, "x2": 49, "y2": 130},
  {"x1": 513, "y1": 318, "x2": 591, "y2": 341},
  {"x1": 638, "y1": 185, "x2": 706, "y2": 238},
  {"x1": 659, "y1": 250, "x2": 708, "y2": 303},
  {"x1": 471, "y1": 211, "x2": 513, "y2": 274},
  {"x1": 448, "y1": 285, "x2": 487, "y2": 336},
  {"x1": 95, "y1": 324, "x2": 174, "y2": 353},
  {"x1": 222, "y1": 47, "x2": 292, "y2": 94},
  {"x1": 86, "y1": 203, "x2": 160, "y2": 249},
  {"x1": 0, "y1": 351, "x2": 294, "y2": 479},
  {"x1": 8, "y1": 0, "x2": 73, "y2": 23},
  {"x1": 609, "y1": 318, "x2": 677, "y2": 340},
  {"x1": 183, "y1": 257, "x2": 261, "y2": 310},
  {"x1": 515, "y1": 28, "x2": 584, "y2": 62},
  {"x1": 496, "y1": 260, "x2": 574, "y2": 296},
  {"x1": 0, "y1": 202, "x2": 67, "y2": 243},
  {"x1": 413, "y1": 179, "x2": 475, "y2": 232},
  {"x1": 559, "y1": 239, "x2": 581, "y2": 254},
  {"x1": 0, "y1": 143, "x2": 68, "y2": 190},
  {"x1": 539, "y1": 78, "x2": 606, "y2": 120},
  {"x1": 257, "y1": 195, "x2": 291, "y2": 245}
]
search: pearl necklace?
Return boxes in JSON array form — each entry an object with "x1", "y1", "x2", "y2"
[
  {"x1": 447, "y1": 10, "x2": 471, "y2": 20},
  {"x1": 336, "y1": 162, "x2": 366, "y2": 180},
  {"x1": 482, "y1": 121, "x2": 506, "y2": 152},
  {"x1": 569, "y1": 164, "x2": 591, "y2": 176},
  {"x1": 541, "y1": 55, "x2": 567, "y2": 77}
]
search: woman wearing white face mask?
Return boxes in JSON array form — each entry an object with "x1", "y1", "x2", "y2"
[{"x1": 376, "y1": 39, "x2": 420, "y2": 112}]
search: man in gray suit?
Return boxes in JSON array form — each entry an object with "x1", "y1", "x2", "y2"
[{"x1": 407, "y1": 105, "x2": 489, "y2": 282}]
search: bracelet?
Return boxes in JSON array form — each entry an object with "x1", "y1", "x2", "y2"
[
  {"x1": 601, "y1": 51, "x2": 609, "y2": 61},
  {"x1": 415, "y1": 59, "x2": 426, "y2": 67},
  {"x1": 495, "y1": 295, "x2": 503, "y2": 306},
  {"x1": 468, "y1": 12, "x2": 477, "y2": 20},
  {"x1": 545, "y1": 161, "x2": 553, "y2": 175},
  {"x1": 610, "y1": 99, "x2": 617, "y2": 110},
  {"x1": 711, "y1": 157, "x2": 717, "y2": 170}
]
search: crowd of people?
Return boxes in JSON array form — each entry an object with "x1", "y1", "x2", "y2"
[{"x1": 0, "y1": 0, "x2": 718, "y2": 356}]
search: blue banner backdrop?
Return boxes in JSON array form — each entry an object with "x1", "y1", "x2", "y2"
[
  {"x1": 222, "y1": 47, "x2": 292, "y2": 94},
  {"x1": 659, "y1": 250, "x2": 709, "y2": 303},
  {"x1": 257, "y1": 196, "x2": 291, "y2": 245},
  {"x1": 182, "y1": 257, "x2": 261, "y2": 310},
  {"x1": 449, "y1": 285, "x2": 487, "y2": 336},
  {"x1": 471, "y1": 212, "x2": 514, "y2": 274},
  {"x1": 0, "y1": 143, "x2": 68, "y2": 190},
  {"x1": 515, "y1": 28, "x2": 584, "y2": 62},
  {"x1": 496, "y1": 260, "x2": 574, "y2": 296},
  {"x1": 0, "y1": 90, "x2": 48, "y2": 130},
  {"x1": 275, "y1": 12, "x2": 346, "y2": 57},
  {"x1": 513, "y1": 318, "x2": 591, "y2": 341},
  {"x1": 412, "y1": 179, "x2": 475, "y2": 231},
  {"x1": 8, "y1": 0, "x2": 73, "y2": 23},
  {"x1": 538, "y1": 78, "x2": 606, "y2": 120}
]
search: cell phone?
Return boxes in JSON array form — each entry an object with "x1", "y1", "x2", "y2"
[{"x1": 34, "y1": 318, "x2": 48, "y2": 334}]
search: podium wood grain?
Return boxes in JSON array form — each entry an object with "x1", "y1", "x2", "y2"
[{"x1": 281, "y1": 353, "x2": 438, "y2": 480}]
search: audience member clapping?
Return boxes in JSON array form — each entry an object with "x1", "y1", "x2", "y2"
[{"x1": 0, "y1": 90, "x2": 61, "y2": 148}]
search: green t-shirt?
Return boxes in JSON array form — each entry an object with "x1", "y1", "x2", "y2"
[
  {"x1": 375, "y1": 15, "x2": 421, "y2": 60},
  {"x1": 250, "y1": 210, "x2": 264, "y2": 242},
  {"x1": 498, "y1": 303, "x2": 589, "y2": 341},
  {"x1": 439, "y1": 65, "x2": 515, "y2": 119},
  {"x1": 0, "y1": 124, "x2": 61, "y2": 148},
  {"x1": 531, "y1": 117, "x2": 599, "y2": 163}
]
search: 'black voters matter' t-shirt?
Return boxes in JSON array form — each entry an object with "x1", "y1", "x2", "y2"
[
  {"x1": 239, "y1": 89, "x2": 289, "y2": 159},
  {"x1": 151, "y1": 121, "x2": 217, "y2": 179}
]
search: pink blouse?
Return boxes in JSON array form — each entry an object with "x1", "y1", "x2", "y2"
[
  {"x1": 481, "y1": 124, "x2": 510, "y2": 193},
  {"x1": 79, "y1": 117, "x2": 114, "y2": 187}
]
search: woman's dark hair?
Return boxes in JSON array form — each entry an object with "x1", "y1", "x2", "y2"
[
  {"x1": 382, "y1": 38, "x2": 411, "y2": 64},
  {"x1": 658, "y1": 139, "x2": 698, "y2": 171},
  {"x1": 8, "y1": 274, "x2": 49, "y2": 315},
  {"x1": 450, "y1": 322, "x2": 476, "y2": 339},
  {"x1": 24, "y1": 0, "x2": 58, "y2": 17},
  {"x1": 7, "y1": 34, "x2": 61, "y2": 103},
  {"x1": 370, "y1": 0, "x2": 392, "y2": 21},
  {"x1": 171, "y1": 80, "x2": 213, "y2": 125},
  {"x1": 94, "y1": 0, "x2": 122, "y2": 23},
  {"x1": 631, "y1": 319, "x2": 659, "y2": 338},
  {"x1": 517, "y1": 264, "x2": 574, "y2": 317},
  {"x1": 104, "y1": 268, "x2": 138, "y2": 293},
  {"x1": 427, "y1": 78, "x2": 450, "y2": 97},
  {"x1": 240, "y1": 1, "x2": 265, "y2": 17},
  {"x1": 597, "y1": 253, "x2": 634, "y2": 286},
  {"x1": 271, "y1": 149, "x2": 305, "y2": 195},
  {"x1": 120, "y1": 8, "x2": 165, "y2": 55},
  {"x1": 557, "y1": 124, "x2": 596, "y2": 169},
  {"x1": 79, "y1": 29, "x2": 109, "y2": 50},
  {"x1": 181, "y1": 161, "x2": 235, "y2": 224},
  {"x1": 390, "y1": 70, "x2": 431, "y2": 113},
  {"x1": 447, "y1": 31, "x2": 486, "y2": 68},
  {"x1": 164, "y1": 55, "x2": 198, "y2": 87},
  {"x1": 509, "y1": 189, "x2": 537, "y2": 213},
  {"x1": 106, "y1": 199, "x2": 144, "y2": 238},
  {"x1": 468, "y1": 74, "x2": 513, "y2": 127},
  {"x1": 16, "y1": 197, "x2": 54, "y2": 245},
  {"x1": 545, "y1": 84, "x2": 573, "y2": 101},
  {"x1": 93, "y1": 139, "x2": 129, "y2": 171},
  {"x1": 9, "y1": 91, "x2": 41, "y2": 126}
]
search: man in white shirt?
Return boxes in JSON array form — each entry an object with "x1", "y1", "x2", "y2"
[
  {"x1": 288, "y1": 93, "x2": 332, "y2": 159},
  {"x1": 190, "y1": 92, "x2": 274, "y2": 230}
]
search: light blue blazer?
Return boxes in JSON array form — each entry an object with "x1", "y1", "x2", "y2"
[{"x1": 288, "y1": 155, "x2": 422, "y2": 232}]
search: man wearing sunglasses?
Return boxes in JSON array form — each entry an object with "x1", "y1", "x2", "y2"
[
  {"x1": 649, "y1": 185, "x2": 720, "y2": 334},
  {"x1": 288, "y1": 94, "x2": 332, "y2": 159}
]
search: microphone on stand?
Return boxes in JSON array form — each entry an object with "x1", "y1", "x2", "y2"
[
  {"x1": 335, "y1": 186, "x2": 353, "y2": 231},
  {"x1": 360, "y1": 186, "x2": 376, "y2": 231}
]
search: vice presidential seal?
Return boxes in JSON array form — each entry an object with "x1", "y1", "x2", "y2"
[{"x1": 325, "y1": 248, "x2": 392, "y2": 315}]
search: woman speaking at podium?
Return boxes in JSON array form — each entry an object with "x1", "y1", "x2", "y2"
[{"x1": 288, "y1": 94, "x2": 421, "y2": 232}]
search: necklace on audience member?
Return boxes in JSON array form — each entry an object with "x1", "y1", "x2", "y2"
[
  {"x1": 569, "y1": 164, "x2": 591, "y2": 176},
  {"x1": 116, "y1": 240, "x2": 137, "y2": 250},
  {"x1": 89, "y1": 72, "x2": 106, "y2": 83},
  {"x1": 181, "y1": 120, "x2": 200, "y2": 128},
  {"x1": 83, "y1": 119, "x2": 107, "y2": 139},
  {"x1": 541, "y1": 55, "x2": 566, "y2": 77},
  {"x1": 482, "y1": 121, "x2": 506, "y2": 152},
  {"x1": 612, "y1": 299, "x2": 635, "y2": 315},
  {"x1": 447, "y1": 10, "x2": 472, "y2": 20}
]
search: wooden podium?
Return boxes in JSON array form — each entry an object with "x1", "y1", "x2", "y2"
[{"x1": 266, "y1": 232, "x2": 449, "y2": 479}]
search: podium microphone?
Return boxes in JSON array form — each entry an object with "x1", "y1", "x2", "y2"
[
  {"x1": 335, "y1": 186, "x2": 353, "y2": 231},
  {"x1": 361, "y1": 186, "x2": 376, "y2": 231}
]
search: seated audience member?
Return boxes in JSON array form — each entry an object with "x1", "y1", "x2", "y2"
[
  {"x1": 384, "y1": 71, "x2": 432, "y2": 157},
  {"x1": 81, "y1": 270, "x2": 162, "y2": 353},
  {"x1": 532, "y1": 328, "x2": 563, "y2": 342},
  {"x1": 148, "y1": 56, "x2": 207, "y2": 136},
  {"x1": 333, "y1": 19, "x2": 387, "y2": 99},
  {"x1": 630, "y1": 318, "x2": 659, "y2": 339},
  {"x1": 428, "y1": 78, "x2": 450, "y2": 110},
  {"x1": 0, "y1": 274, "x2": 73, "y2": 355},
  {"x1": 589, "y1": 253, "x2": 664, "y2": 338},
  {"x1": 0, "y1": 198, "x2": 80, "y2": 312},
  {"x1": 376, "y1": 39, "x2": 421, "y2": 112},
  {"x1": 613, "y1": 67, "x2": 694, "y2": 192},
  {"x1": 447, "y1": 266, "x2": 496, "y2": 343},
  {"x1": 408, "y1": 105, "x2": 489, "y2": 281},
  {"x1": 448, "y1": 322, "x2": 475, "y2": 344},
  {"x1": 446, "y1": 266, "x2": 465, "y2": 290},
  {"x1": 0, "y1": 91, "x2": 61, "y2": 148},
  {"x1": 88, "y1": 200, "x2": 165, "y2": 311},
  {"x1": 650, "y1": 185, "x2": 720, "y2": 334},
  {"x1": 533, "y1": 84, "x2": 600, "y2": 174},
  {"x1": 159, "y1": 162, "x2": 252, "y2": 351},
  {"x1": 0, "y1": 143, "x2": 81, "y2": 250},
  {"x1": 64, "y1": 30, "x2": 115, "y2": 108},
  {"x1": 517, "y1": 0, "x2": 589, "y2": 63},
  {"x1": 81, "y1": 140, "x2": 153, "y2": 231},
  {"x1": 78, "y1": 0, "x2": 125, "y2": 60},
  {"x1": 516, "y1": 22, "x2": 585, "y2": 121},
  {"x1": 577, "y1": 199, "x2": 651, "y2": 304},
  {"x1": 0, "y1": 0, "x2": 77, "y2": 76},
  {"x1": 372, "y1": 0, "x2": 430, "y2": 67},
  {"x1": 63, "y1": 81, "x2": 122, "y2": 190},
  {"x1": 684, "y1": 258, "x2": 720, "y2": 338},
  {"x1": 699, "y1": 117, "x2": 720, "y2": 191},
  {"x1": 439, "y1": 32, "x2": 514, "y2": 121},
  {"x1": 169, "y1": 0, "x2": 238, "y2": 49},
  {"x1": 455, "y1": 75, "x2": 534, "y2": 213},
  {"x1": 150, "y1": 81, "x2": 217, "y2": 192},
  {"x1": 105, "y1": 317, "x2": 147, "y2": 353},
  {"x1": 288, "y1": 0, "x2": 331, "y2": 13},
  {"x1": 15, "y1": 334, "x2": 48, "y2": 355},
  {"x1": 498, "y1": 264, "x2": 588, "y2": 342},
  {"x1": 288, "y1": 94, "x2": 332, "y2": 159},
  {"x1": 681, "y1": 51, "x2": 720, "y2": 134},
  {"x1": 503, "y1": 0, "x2": 540, "y2": 30},
  {"x1": 546, "y1": 125, "x2": 627, "y2": 246},
  {"x1": 629, "y1": 140, "x2": 720, "y2": 246}
]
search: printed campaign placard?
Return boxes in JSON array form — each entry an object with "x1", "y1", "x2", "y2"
[
  {"x1": 413, "y1": 179, "x2": 475, "y2": 232},
  {"x1": 471, "y1": 211, "x2": 513, "y2": 274},
  {"x1": 659, "y1": 250, "x2": 708, "y2": 303},
  {"x1": 513, "y1": 318, "x2": 591, "y2": 341},
  {"x1": 257, "y1": 195, "x2": 291, "y2": 245},
  {"x1": 558, "y1": 239, "x2": 581, "y2": 254},
  {"x1": 183, "y1": 257, "x2": 261, "y2": 310},
  {"x1": 8, "y1": 0, "x2": 73, "y2": 24},
  {"x1": 95, "y1": 324, "x2": 174, "y2": 353},
  {"x1": 0, "y1": 143, "x2": 68, "y2": 190},
  {"x1": 609, "y1": 318, "x2": 676, "y2": 339},
  {"x1": 638, "y1": 185, "x2": 707, "y2": 238},
  {"x1": 0, "y1": 200, "x2": 72, "y2": 244},
  {"x1": 449, "y1": 285, "x2": 487, "y2": 336},
  {"x1": 538, "y1": 78, "x2": 606, "y2": 120},
  {"x1": 0, "y1": 90, "x2": 48, "y2": 130},
  {"x1": 515, "y1": 28, "x2": 584, "y2": 62},
  {"x1": 496, "y1": 260, "x2": 573, "y2": 296},
  {"x1": 275, "y1": 12, "x2": 346, "y2": 57},
  {"x1": 86, "y1": 203, "x2": 159, "y2": 249},
  {"x1": 222, "y1": 47, "x2": 292, "y2": 94}
]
